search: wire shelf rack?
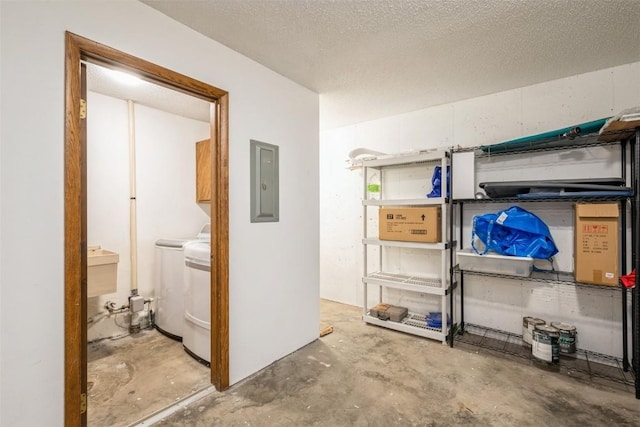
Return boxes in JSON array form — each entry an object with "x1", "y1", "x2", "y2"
[
  {"x1": 454, "y1": 195, "x2": 632, "y2": 203},
  {"x1": 455, "y1": 268, "x2": 631, "y2": 292},
  {"x1": 453, "y1": 133, "x2": 624, "y2": 157},
  {"x1": 455, "y1": 323, "x2": 635, "y2": 391}
]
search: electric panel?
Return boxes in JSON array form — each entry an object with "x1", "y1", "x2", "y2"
[{"x1": 250, "y1": 140, "x2": 279, "y2": 222}]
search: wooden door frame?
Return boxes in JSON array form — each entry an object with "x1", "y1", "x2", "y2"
[{"x1": 64, "y1": 32, "x2": 229, "y2": 426}]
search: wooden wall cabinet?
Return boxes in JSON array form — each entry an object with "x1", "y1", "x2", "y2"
[{"x1": 196, "y1": 138, "x2": 211, "y2": 202}]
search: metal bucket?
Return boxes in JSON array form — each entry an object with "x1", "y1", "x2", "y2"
[
  {"x1": 550, "y1": 322, "x2": 577, "y2": 354},
  {"x1": 532, "y1": 324, "x2": 560, "y2": 363},
  {"x1": 522, "y1": 317, "x2": 546, "y2": 345}
]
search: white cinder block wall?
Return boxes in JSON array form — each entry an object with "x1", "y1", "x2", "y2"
[
  {"x1": 0, "y1": 2, "x2": 319, "y2": 426},
  {"x1": 86, "y1": 91, "x2": 210, "y2": 341},
  {"x1": 320, "y1": 62, "x2": 640, "y2": 356}
]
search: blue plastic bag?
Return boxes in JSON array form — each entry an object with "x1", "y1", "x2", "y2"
[
  {"x1": 471, "y1": 206, "x2": 558, "y2": 259},
  {"x1": 427, "y1": 165, "x2": 450, "y2": 198}
]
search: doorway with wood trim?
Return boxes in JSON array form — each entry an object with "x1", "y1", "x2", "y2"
[{"x1": 64, "y1": 32, "x2": 229, "y2": 427}]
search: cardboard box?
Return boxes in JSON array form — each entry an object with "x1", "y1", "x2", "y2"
[
  {"x1": 379, "y1": 207, "x2": 441, "y2": 243},
  {"x1": 369, "y1": 303, "x2": 408, "y2": 322},
  {"x1": 369, "y1": 303, "x2": 391, "y2": 318},
  {"x1": 598, "y1": 118, "x2": 640, "y2": 142},
  {"x1": 386, "y1": 306, "x2": 408, "y2": 322},
  {"x1": 574, "y1": 203, "x2": 619, "y2": 286}
]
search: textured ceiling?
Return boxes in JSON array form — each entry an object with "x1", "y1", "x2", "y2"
[
  {"x1": 141, "y1": 0, "x2": 640, "y2": 129},
  {"x1": 86, "y1": 62, "x2": 210, "y2": 122}
]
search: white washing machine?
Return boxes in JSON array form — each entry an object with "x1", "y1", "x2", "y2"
[
  {"x1": 154, "y1": 224, "x2": 210, "y2": 340},
  {"x1": 183, "y1": 241, "x2": 211, "y2": 364}
]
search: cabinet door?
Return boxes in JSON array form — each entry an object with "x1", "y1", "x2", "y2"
[{"x1": 196, "y1": 138, "x2": 211, "y2": 202}]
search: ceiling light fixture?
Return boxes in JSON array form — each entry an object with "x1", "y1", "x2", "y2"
[{"x1": 106, "y1": 68, "x2": 143, "y2": 86}]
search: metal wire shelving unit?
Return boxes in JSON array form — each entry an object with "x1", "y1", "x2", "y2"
[
  {"x1": 449, "y1": 128, "x2": 640, "y2": 398},
  {"x1": 455, "y1": 268, "x2": 631, "y2": 292},
  {"x1": 455, "y1": 323, "x2": 635, "y2": 390}
]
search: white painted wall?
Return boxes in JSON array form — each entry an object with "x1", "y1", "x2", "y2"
[
  {"x1": 320, "y1": 62, "x2": 640, "y2": 357},
  {"x1": 0, "y1": 2, "x2": 319, "y2": 426},
  {"x1": 86, "y1": 91, "x2": 210, "y2": 341},
  {"x1": 0, "y1": 2, "x2": 3, "y2": 420}
]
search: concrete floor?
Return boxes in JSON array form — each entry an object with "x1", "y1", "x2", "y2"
[
  {"x1": 90, "y1": 299, "x2": 640, "y2": 426},
  {"x1": 87, "y1": 329, "x2": 209, "y2": 426},
  {"x1": 151, "y1": 299, "x2": 639, "y2": 426}
]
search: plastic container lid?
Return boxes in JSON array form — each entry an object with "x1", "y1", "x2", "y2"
[{"x1": 155, "y1": 238, "x2": 194, "y2": 248}]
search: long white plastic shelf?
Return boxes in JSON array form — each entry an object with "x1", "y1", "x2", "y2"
[
  {"x1": 363, "y1": 312, "x2": 448, "y2": 342},
  {"x1": 363, "y1": 197, "x2": 445, "y2": 206},
  {"x1": 363, "y1": 238, "x2": 447, "y2": 250},
  {"x1": 362, "y1": 151, "x2": 446, "y2": 168},
  {"x1": 364, "y1": 272, "x2": 448, "y2": 295}
]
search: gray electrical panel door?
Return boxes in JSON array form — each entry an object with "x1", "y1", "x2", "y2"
[{"x1": 250, "y1": 140, "x2": 279, "y2": 222}]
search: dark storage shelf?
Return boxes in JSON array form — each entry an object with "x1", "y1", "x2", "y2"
[
  {"x1": 454, "y1": 134, "x2": 621, "y2": 157},
  {"x1": 455, "y1": 267, "x2": 630, "y2": 292},
  {"x1": 451, "y1": 128, "x2": 640, "y2": 398},
  {"x1": 455, "y1": 323, "x2": 635, "y2": 390},
  {"x1": 454, "y1": 195, "x2": 631, "y2": 203}
]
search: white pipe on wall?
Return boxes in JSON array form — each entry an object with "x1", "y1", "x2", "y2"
[{"x1": 128, "y1": 99, "x2": 138, "y2": 293}]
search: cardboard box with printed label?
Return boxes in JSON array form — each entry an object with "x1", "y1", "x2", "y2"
[
  {"x1": 379, "y1": 207, "x2": 441, "y2": 243},
  {"x1": 574, "y1": 203, "x2": 619, "y2": 286}
]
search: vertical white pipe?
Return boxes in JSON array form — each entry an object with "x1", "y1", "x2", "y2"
[{"x1": 128, "y1": 100, "x2": 138, "y2": 293}]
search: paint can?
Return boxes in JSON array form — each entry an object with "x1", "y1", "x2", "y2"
[
  {"x1": 550, "y1": 322, "x2": 577, "y2": 354},
  {"x1": 522, "y1": 317, "x2": 546, "y2": 345},
  {"x1": 532, "y1": 324, "x2": 560, "y2": 363}
]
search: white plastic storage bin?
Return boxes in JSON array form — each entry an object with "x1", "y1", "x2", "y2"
[{"x1": 457, "y1": 248, "x2": 533, "y2": 277}]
